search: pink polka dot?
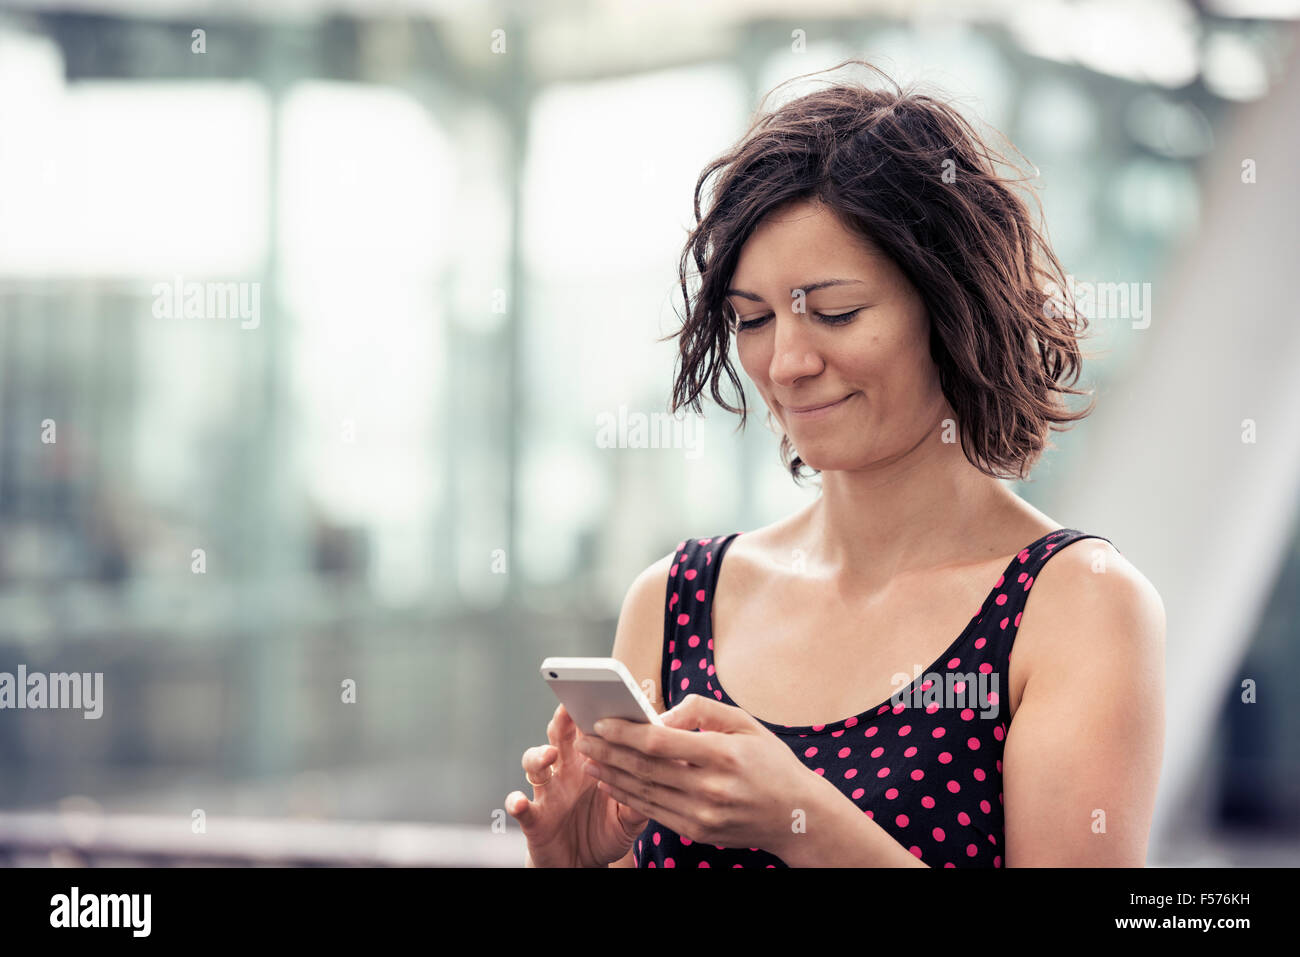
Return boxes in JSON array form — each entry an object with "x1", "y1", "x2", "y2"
[
  {"x1": 664, "y1": 858, "x2": 675, "y2": 867},
  {"x1": 966, "y1": 843, "x2": 978, "y2": 857},
  {"x1": 932, "y1": 727, "x2": 946, "y2": 739},
  {"x1": 973, "y1": 637, "x2": 986, "y2": 649},
  {"x1": 876, "y1": 767, "x2": 890, "y2": 778},
  {"x1": 995, "y1": 593, "x2": 1007, "y2": 605},
  {"x1": 681, "y1": 836, "x2": 692, "y2": 845},
  {"x1": 684, "y1": 569, "x2": 697, "y2": 580},
  {"x1": 804, "y1": 746, "x2": 818, "y2": 758},
  {"x1": 967, "y1": 737, "x2": 980, "y2": 750},
  {"x1": 838, "y1": 747, "x2": 851, "y2": 758},
  {"x1": 921, "y1": 795, "x2": 935, "y2": 808},
  {"x1": 957, "y1": 811, "x2": 971, "y2": 826},
  {"x1": 979, "y1": 662, "x2": 993, "y2": 675},
  {"x1": 814, "y1": 767, "x2": 825, "y2": 776},
  {"x1": 885, "y1": 787, "x2": 899, "y2": 799},
  {"x1": 851, "y1": 787, "x2": 865, "y2": 799},
  {"x1": 898, "y1": 725, "x2": 911, "y2": 736},
  {"x1": 946, "y1": 658, "x2": 961, "y2": 669},
  {"x1": 652, "y1": 832, "x2": 660, "y2": 845},
  {"x1": 687, "y1": 635, "x2": 700, "y2": 647},
  {"x1": 845, "y1": 716, "x2": 858, "y2": 728},
  {"x1": 895, "y1": 814, "x2": 909, "y2": 827},
  {"x1": 947, "y1": 780, "x2": 961, "y2": 793},
  {"x1": 865, "y1": 726, "x2": 878, "y2": 737},
  {"x1": 938, "y1": 752, "x2": 952, "y2": 764},
  {"x1": 904, "y1": 746, "x2": 917, "y2": 757},
  {"x1": 960, "y1": 708, "x2": 974, "y2": 721},
  {"x1": 680, "y1": 678, "x2": 689, "y2": 690},
  {"x1": 980, "y1": 800, "x2": 991, "y2": 814},
  {"x1": 910, "y1": 769, "x2": 924, "y2": 781},
  {"x1": 944, "y1": 862, "x2": 956, "y2": 868},
  {"x1": 698, "y1": 861, "x2": 708, "y2": 867},
  {"x1": 695, "y1": 590, "x2": 706, "y2": 602},
  {"x1": 670, "y1": 659, "x2": 681, "y2": 671},
  {"x1": 870, "y1": 746, "x2": 884, "y2": 758},
  {"x1": 676, "y1": 613, "x2": 689, "y2": 626},
  {"x1": 909, "y1": 846, "x2": 923, "y2": 859},
  {"x1": 932, "y1": 827, "x2": 945, "y2": 842},
  {"x1": 812, "y1": 724, "x2": 825, "y2": 732},
  {"x1": 845, "y1": 768, "x2": 858, "y2": 779},
  {"x1": 973, "y1": 768, "x2": 986, "y2": 781},
  {"x1": 993, "y1": 724, "x2": 1004, "y2": 741},
  {"x1": 994, "y1": 856, "x2": 1001, "y2": 867}
]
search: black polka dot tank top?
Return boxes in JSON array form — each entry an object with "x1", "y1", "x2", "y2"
[{"x1": 633, "y1": 527, "x2": 1117, "y2": 868}]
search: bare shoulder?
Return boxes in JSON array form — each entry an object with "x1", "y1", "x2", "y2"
[
  {"x1": 609, "y1": 546, "x2": 679, "y2": 714},
  {"x1": 1015, "y1": 535, "x2": 1167, "y2": 692}
]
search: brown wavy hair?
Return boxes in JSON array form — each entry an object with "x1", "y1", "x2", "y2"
[{"x1": 662, "y1": 59, "x2": 1097, "y2": 485}]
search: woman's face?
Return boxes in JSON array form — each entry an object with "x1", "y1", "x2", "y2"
[{"x1": 727, "y1": 199, "x2": 946, "y2": 472}]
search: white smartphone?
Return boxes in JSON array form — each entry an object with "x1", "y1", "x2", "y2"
[{"x1": 540, "y1": 657, "x2": 664, "y2": 735}]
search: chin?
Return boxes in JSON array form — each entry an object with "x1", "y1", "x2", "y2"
[{"x1": 792, "y1": 446, "x2": 855, "y2": 472}]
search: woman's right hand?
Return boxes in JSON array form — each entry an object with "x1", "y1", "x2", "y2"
[{"x1": 506, "y1": 702, "x2": 650, "y2": 867}]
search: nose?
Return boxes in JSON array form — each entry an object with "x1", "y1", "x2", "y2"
[{"x1": 767, "y1": 310, "x2": 824, "y2": 387}]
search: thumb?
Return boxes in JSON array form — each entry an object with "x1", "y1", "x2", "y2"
[{"x1": 661, "y1": 693, "x2": 754, "y2": 732}]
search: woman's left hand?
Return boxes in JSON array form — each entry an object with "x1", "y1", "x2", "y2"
[{"x1": 573, "y1": 693, "x2": 822, "y2": 856}]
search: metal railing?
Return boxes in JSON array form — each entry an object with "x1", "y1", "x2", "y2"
[{"x1": 0, "y1": 811, "x2": 526, "y2": 867}]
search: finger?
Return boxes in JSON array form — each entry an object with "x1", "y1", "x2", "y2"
[
  {"x1": 582, "y1": 736, "x2": 694, "y2": 794},
  {"x1": 548, "y1": 703, "x2": 580, "y2": 764},
  {"x1": 593, "y1": 717, "x2": 717, "y2": 768},
  {"x1": 504, "y1": 789, "x2": 539, "y2": 828},
  {"x1": 586, "y1": 744, "x2": 698, "y2": 805},
  {"x1": 522, "y1": 743, "x2": 560, "y2": 780},
  {"x1": 592, "y1": 777, "x2": 688, "y2": 838}
]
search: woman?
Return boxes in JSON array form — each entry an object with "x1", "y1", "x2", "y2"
[{"x1": 506, "y1": 60, "x2": 1165, "y2": 867}]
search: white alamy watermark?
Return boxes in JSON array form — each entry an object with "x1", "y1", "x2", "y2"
[
  {"x1": 1043, "y1": 275, "x2": 1152, "y2": 329},
  {"x1": 50, "y1": 887, "x2": 150, "y2": 937},
  {"x1": 890, "y1": 668, "x2": 1000, "y2": 720},
  {"x1": 0, "y1": 665, "x2": 103, "y2": 719},
  {"x1": 595, "y1": 406, "x2": 703, "y2": 459},
  {"x1": 151, "y1": 275, "x2": 260, "y2": 329}
]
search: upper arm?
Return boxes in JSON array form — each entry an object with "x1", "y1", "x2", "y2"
[
  {"x1": 1002, "y1": 543, "x2": 1166, "y2": 866},
  {"x1": 610, "y1": 548, "x2": 677, "y2": 714},
  {"x1": 606, "y1": 547, "x2": 676, "y2": 868}
]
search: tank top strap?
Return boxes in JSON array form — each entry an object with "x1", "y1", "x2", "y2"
[
  {"x1": 660, "y1": 534, "x2": 737, "y2": 710},
  {"x1": 976, "y1": 527, "x2": 1119, "y2": 669}
]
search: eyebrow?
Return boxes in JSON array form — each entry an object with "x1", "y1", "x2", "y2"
[{"x1": 725, "y1": 279, "x2": 865, "y2": 301}]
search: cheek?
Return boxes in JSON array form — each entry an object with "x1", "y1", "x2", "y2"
[{"x1": 735, "y1": 338, "x2": 768, "y2": 379}]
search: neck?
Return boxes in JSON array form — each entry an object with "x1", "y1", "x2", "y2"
[{"x1": 793, "y1": 423, "x2": 1025, "y2": 591}]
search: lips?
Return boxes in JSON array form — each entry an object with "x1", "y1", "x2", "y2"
[{"x1": 785, "y1": 395, "x2": 852, "y2": 413}]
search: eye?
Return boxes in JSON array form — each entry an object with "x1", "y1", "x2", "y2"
[
  {"x1": 816, "y1": 309, "x2": 862, "y2": 325},
  {"x1": 734, "y1": 308, "x2": 863, "y2": 332}
]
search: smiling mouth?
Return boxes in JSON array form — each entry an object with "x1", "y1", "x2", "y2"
[{"x1": 783, "y1": 393, "x2": 857, "y2": 417}]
